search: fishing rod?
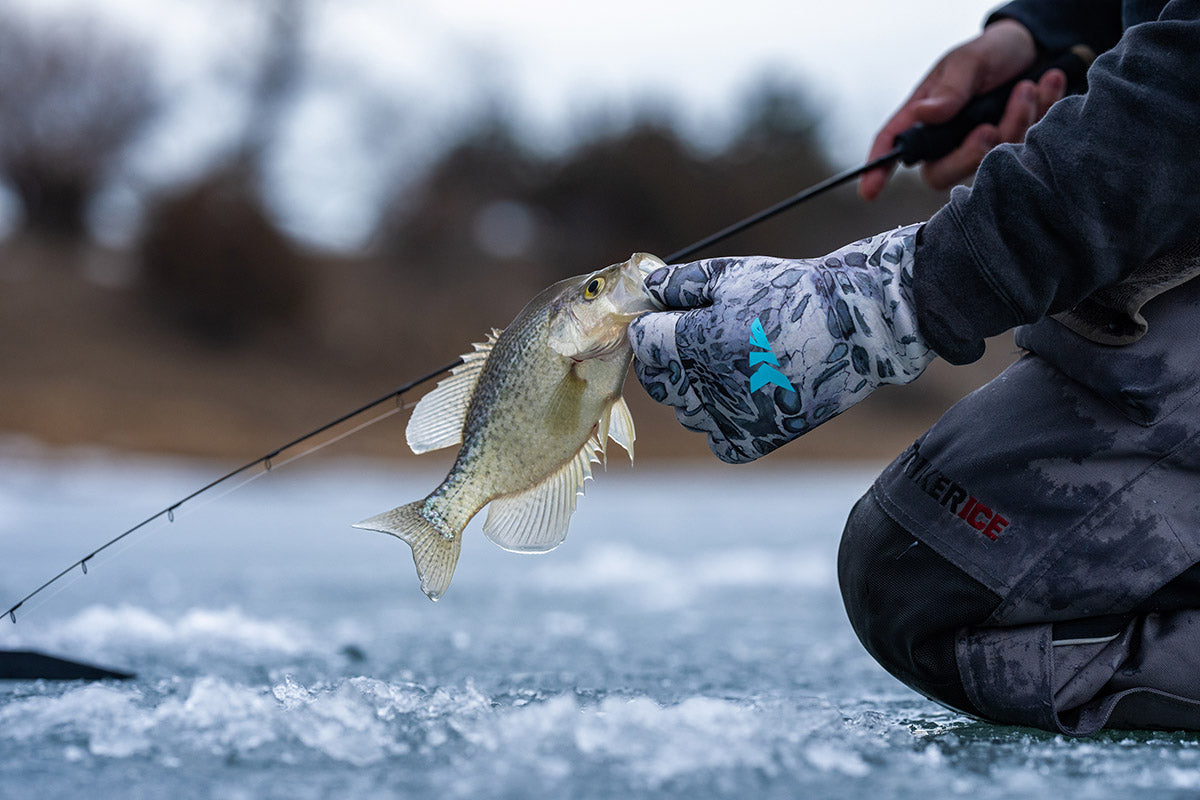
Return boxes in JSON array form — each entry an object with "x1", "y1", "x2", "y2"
[
  {"x1": 669, "y1": 45, "x2": 1092, "y2": 263},
  {"x1": 3, "y1": 46, "x2": 1091, "y2": 624},
  {"x1": 3, "y1": 363, "x2": 455, "y2": 624}
]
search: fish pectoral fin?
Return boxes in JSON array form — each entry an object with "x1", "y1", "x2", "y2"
[
  {"x1": 545, "y1": 366, "x2": 586, "y2": 438},
  {"x1": 354, "y1": 501, "x2": 461, "y2": 601},
  {"x1": 406, "y1": 329, "x2": 501, "y2": 455},
  {"x1": 607, "y1": 395, "x2": 635, "y2": 463},
  {"x1": 482, "y1": 436, "x2": 603, "y2": 553}
]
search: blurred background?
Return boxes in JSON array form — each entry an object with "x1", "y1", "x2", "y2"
[{"x1": 0, "y1": 0, "x2": 1022, "y2": 463}]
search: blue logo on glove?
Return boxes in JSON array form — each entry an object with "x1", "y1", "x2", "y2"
[{"x1": 749, "y1": 318, "x2": 796, "y2": 394}]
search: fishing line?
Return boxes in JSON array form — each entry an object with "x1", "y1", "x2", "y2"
[
  {"x1": 6, "y1": 163, "x2": 828, "y2": 624},
  {"x1": 0, "y1": 147, "x2": 976, "y2": 625},
  {"x1": 4, "y1": 367, "x2": 444, "y2": 624},
  {"x1": 5, "y1": 396, "x2": 419, "y2": 624},
  {"x1": 6, "y1": 46, "x2": 1093, "y2": 624}
]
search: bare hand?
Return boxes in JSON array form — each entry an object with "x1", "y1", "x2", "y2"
[{"x1": 859, "y1": 19, "x2": 1067, "y2": 200}]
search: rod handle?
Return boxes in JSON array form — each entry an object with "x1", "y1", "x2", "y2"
[{"x1": 894, "y1": 44, "x2": 1095, "y2": 167}]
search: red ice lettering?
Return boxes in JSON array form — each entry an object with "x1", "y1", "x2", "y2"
[
  {"x1": 982, "y1": 514, "x2": 1009, "y2": 541},
  {"x1": 957, "y1": 497, "x2": 976, "y2": 521}
]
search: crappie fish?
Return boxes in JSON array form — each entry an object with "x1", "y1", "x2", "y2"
[{"x1": 355, "y1": 253, "x2": 663, "y2": 600}]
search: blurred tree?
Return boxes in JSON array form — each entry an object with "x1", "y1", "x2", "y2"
[
  {"x1": 138, "y1": 0, "x2": 312, "y2": 346},
  {"x1": 228, "y1": 0, "x2": 307, "y2": 177},
  {"x1": 381, "y1": 109, "x2": 725, "y2": 286},
  {"x1": 729, "y1": 76, "x2": 823, "y2": 155},
  {"x1": 0, "y1": 12, "x2": 157, "y2": 240},
  {"x1": 380, "y1": 113, "x2": 538, "y2": 283},
  {"x1": 377, "y1": 78, "x2": 941, "y2": 287},
  {"x1": 140, "y1": 168, "x2": 308, "y2": 345},
  {"x1": 724, "y1": 77, "x2": 832, "y2": 190},
  {"x1": 531, "y1": 120, "x2": 722, "y2": 270}
]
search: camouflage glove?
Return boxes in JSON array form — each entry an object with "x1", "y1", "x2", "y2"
[{"x1": 629, "y1": 224, "x2": 934, "y2": 463}]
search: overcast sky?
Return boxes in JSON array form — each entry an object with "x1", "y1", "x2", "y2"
[{"x1": 7, "y1": 0, "x2": 1006, "y2": 249}]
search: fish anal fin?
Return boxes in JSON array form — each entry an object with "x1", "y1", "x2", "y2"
[
  {"x1": 482, "y1": 438, "x2": 602, "y2": 553},
  {"x1": 406, "y1": 330, "x2": 500, "y2": 454},
  {"x1": 353, "y1": 501, "x2": 462, "y2": 601}
]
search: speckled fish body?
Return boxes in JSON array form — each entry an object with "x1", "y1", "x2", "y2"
[{"x1": 354, "y1": 253, "x2": 663, "y2": 600}]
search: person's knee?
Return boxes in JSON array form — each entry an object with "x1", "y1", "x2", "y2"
[
  {"x1": 837, "y1": 493, "x2": 948, "y2": 687},
  {"x1": 838, "y1": 489, "x2": 998, "y2": 715}
]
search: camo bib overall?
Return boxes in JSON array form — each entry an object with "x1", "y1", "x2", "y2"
[{"x1": 849, "y1": 271, "x2": 1200, "y2": 734}]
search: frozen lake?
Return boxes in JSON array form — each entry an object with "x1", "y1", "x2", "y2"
[{"x1": 2, "y1": 446, "x2": 1199, "y2": 799}]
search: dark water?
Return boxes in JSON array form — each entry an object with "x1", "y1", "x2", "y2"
[{"x1": 2, "y1": 447, "x2": 1199, "y2": 799}]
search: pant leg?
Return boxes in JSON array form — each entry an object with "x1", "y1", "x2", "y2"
[
  {"x1": 837, "y1": 489, "x2": 999, "y2": 717},
  {"x1": 850, "y1": 278, "x2": 1200, "y2": 735},
  {"x1": 957, "y1": 609, "x2": 1200, "y2": 733},
  {"x1": 842, "y1": 480, "x2": 1200, "y2": 733}
]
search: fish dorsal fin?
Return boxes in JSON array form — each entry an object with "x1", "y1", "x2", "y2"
[
  {"x1": 406, "y1": 329, "x2": 500, "y2": 454},
  {"x1": 482, "y1": 436, "x2": 602, "y2": 553},
  {"x1": 608, "y1": 395, "x2": 635, "y2": 463}
]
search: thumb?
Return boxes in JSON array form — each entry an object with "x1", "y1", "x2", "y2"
[
  {"x1": 643, "y1": 259, "x2": 728, "y2": 310},
  {"x1": 912, "y1": 72, "x2": 976, "y2": 126}
]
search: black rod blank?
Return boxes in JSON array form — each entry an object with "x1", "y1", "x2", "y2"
[
  {"x1": 3, "y1": 361, "x2": 460, "y2": 624},
  {"x1": 5, "y1": 46, "x2": 1093, "y2": 623}
]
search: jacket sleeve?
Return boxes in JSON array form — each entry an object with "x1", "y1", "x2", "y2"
[
  {"x1": 913, "y1": 0, "x2": 1200, "y2": 364},
  {"x1": 987, "y1": 0, "x2": 1124, "y2": 56}
]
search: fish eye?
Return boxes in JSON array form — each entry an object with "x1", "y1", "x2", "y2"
[{"x1": 584, "y1": 276, "x2": 605, "y2": 300}]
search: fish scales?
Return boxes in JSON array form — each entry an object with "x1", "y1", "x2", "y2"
[{"x1": 354, "y1": 253, "x2": 663, "y2": 600}]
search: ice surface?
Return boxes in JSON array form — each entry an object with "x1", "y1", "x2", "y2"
[{"x1": 2, "y1": 450, "x2": 1200, "y2": 798}]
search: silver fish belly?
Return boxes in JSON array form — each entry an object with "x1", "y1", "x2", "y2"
[{"x1": 354, "y1": 253, "x2": 662, "y2": 600}]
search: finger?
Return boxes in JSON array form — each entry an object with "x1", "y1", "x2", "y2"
[
  {"x1": 670, "y1": 402, "x2": 740, "y2": 464},
  {"x1": 859, "y1": 136, "x2": 901, "y2": 201},
  {"x1": 633, "y1": 355, "x2": 681, "y2": 408},
  {"x1": 919, "y1": 124, "x2": 1000, "y2": 190},
  {"x1": 708, "y1": 434, "x2": 754, "y2": 464},
  {"x1": 642, "y1": 259, "x2": 725, "y2": 309},
  {"x1": 675, "y1": 403, "x2": 729, "y2": 444},
  {"x1": 909, "y1": 46, "x2": 998, "y2": 127},
  {"x1": 995, "y1": 80, "x2": 1038, "y2": 144},
  {"x1": 918, "y1": 79, "x2": 1039, "y2": 190},
  {"x1": 860, "y1": 81, "x2": 933, "y2": 201},
  {"x1": 667, "y1": 383, "x2": 738, "y2": 462},
  {"x1": 860, "y1": 55, "x2": 977, "y2": 199},
  {"x1": 629, "y1": 310, "x2": 729, "y2": 450},
  {"x1": 858, "y1": 161, "x2": 895, "y2": 202},
  {"x1": 866, "y1": 103, "x2": 922, "y2": 164},
  {"x1": 1035, "y1": 68, "x2": 1067, "y2": 118},
  {"x1": 629, "y1": 309, "x2": 685, "y2": 369},
  {"x1": 860, "y1": 120, "x2": 907, "y2": 200},
  {"x1": 631, "y1": 320, "x2": 703, "y2": 419},
  {"x1": 630, "y1": 310, "x2": 748, "y2": 463},
  {"x1": 910, "y1": 79, "x2": 975, "y2": 127}
]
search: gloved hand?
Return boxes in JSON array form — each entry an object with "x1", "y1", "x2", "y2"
[{"x1": 629, "y1": 224, "x2": 935, "y2": 463}]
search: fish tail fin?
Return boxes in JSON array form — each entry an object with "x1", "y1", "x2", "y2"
[{"x1": 354, "y1": 501, "x2": 461, "y2": 601}]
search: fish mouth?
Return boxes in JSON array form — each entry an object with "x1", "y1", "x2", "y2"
[
  {"x1": 628, "y1": 253, "x2": 667, "y2": 311},
  {"x1": 612, "y1": 257, "x2": 665, "y2": 313},
  {"x1": 549, "y1": 253, "x2": 663, "y2": 359}
]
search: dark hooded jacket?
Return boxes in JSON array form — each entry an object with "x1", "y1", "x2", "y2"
[{"x1": 912, "y1": 0, "x2": 1200, "y2": 363}]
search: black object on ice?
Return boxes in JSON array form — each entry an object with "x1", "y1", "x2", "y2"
[{"x1": 0, "y1": 649, "x2": 134, "y2": 680}]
